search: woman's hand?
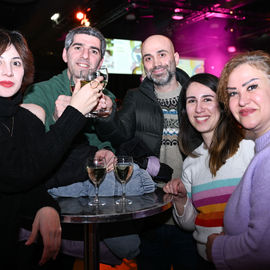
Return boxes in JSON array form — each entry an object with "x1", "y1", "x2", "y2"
[
  {"x1": 163, "y1": 178, "x2": 187, "y2": 197},
  {"x1": 163, "y1": 178, "x2": 188, "y2": 216},
  {"x1": 25, "y1": 207, "x2": 62, "y2": 265},
  {"x1": 54, "y1": 95, "x2": 72, "y2": 121},
  {"x1": 70, "y1": 77, "x2": 103, "y2": 115},
  {"x1": 206, "y1": 232, "x2": 223, "y2": 262}
]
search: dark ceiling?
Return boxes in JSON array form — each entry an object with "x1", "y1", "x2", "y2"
[{"x1": 1, "y1": 0, "x2": 270, "y2": 81}]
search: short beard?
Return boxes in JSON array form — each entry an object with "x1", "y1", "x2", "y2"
[
  {"x1": 146, "y1": 61, "x2": 176, "y2": 86},
  {"x1": 146, "y1": 69, "x2": 175, "y2": 86}
]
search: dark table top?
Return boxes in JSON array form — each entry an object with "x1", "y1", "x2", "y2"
[{"x1": 55, "y1": 188, "x2": 173, "y2": 224}]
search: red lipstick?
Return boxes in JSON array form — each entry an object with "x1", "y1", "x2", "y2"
[
  {"x1": 239, "y1": 108, "x2": 256, "y2": 117},
  {"x1": 0, "y1": 81, "x2": 14, "y2": 88}
]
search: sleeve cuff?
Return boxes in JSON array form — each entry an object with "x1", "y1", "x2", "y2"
[
  {"x1": 212, "y1": 235, "x2": 229, "y2": 269},
  {"x1": 146, "y1": 156, "x2": 160, "y2": 176}
]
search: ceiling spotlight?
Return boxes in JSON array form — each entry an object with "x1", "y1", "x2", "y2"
[
  {"x1": 172, "y1": 12, "x2": 184, "y2": 20},
  {"x1": 172, "y1": 8, "x2": 184, "y2": 20},
  {"x1": 84, "y1": 20, "x2": 90, "y2": 27},
  {"x1": 76, "y1": 11, "x2": 85, "y2": 21},
  {"x1": 227, "y1": 46, "x2": 236, "y2": 53},
  {"x1": 51, "y1": 13, "x2": 60, "y2": 24}
]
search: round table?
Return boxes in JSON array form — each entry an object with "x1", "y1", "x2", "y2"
[{"x1": 56, "y1": 188, "x2": 172, "y2": 270}]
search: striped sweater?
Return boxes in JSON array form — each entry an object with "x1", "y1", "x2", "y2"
[{"x1": 173, "y1": 139, "x2": 255, "y2": 260}]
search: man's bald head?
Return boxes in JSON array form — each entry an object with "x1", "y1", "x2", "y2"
[
  {"x1": 141, "y1": 34, "x2": 179, "y2": 88},
  {"x1": 141, "y1": 35, "x2": 175, "y2": 56}
]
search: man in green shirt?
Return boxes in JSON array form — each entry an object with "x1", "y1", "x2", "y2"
[
  {"x1": 22, "y1": 26, "x2": 143, "y2": 267},
  {"x1": 24, "y1": 26, "x2": 115, "y2": 151}
]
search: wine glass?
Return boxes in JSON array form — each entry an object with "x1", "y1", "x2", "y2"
[
  {"x1": 97, "y1": 66, "x2": 109, "y2": 89},
  {"x1": 78, "y1": 67, "x2": 108, "y2": 90},
  {"x1": 114, "y1": 156, "x2": 134, "y2": 205},
  {"x1": 86, "y1": 157, "x2": 107, "y2": 206},
  {"x1": 69, "y1": 75, "x2": 75, "y2": 93},
  {"x1": 90, "y1": 66, "x2": 110, "y2": 117},
  {"x1": 77, "y1": 67, "x2": 109, "y2": 118},
  {"x1": 69, "y1": 71, "x2": 94, "y2": 93}
]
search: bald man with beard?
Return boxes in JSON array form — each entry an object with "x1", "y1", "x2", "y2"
[{"x1": 95, "y1": 35, "x2": 200, "y2": 270}]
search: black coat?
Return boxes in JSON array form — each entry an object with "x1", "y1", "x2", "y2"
[{"x1": 96, "y1": 68, "x2": 189, "y2": 157}]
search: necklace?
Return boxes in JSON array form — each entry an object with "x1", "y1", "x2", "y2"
[{"x1": 0, "y1": 116, "x2": 14, "y2": 136}]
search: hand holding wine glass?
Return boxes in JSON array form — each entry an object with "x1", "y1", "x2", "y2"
[
  {"x1": 114, "y1": 156, "x2": 134, "y2": 205},
  {"x1": 86, "y1": 157, "x2": 107, "y2": 206},
  {"x1": 97, "y1": 66, "x2": 109, "y2": 89},
  {"x1": 87, "y1": 66, "x2": 110, "y2": 117},
  {"x1": 69, "y1": 73, "x2": 103, "y2": 116},
  {"x1": 71, "y1": 67, "x2": 109, "y2": 118},
  {"x1": 95, "y1": 94, "x2": 113, "y2": 117}
]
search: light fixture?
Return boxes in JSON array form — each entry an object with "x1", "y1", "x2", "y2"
[
  {"x1": 50, "y1": 13, "x2": 60, "y2": 24},
  {"x1": 74, "y1": 10, "x2": 91, "y2": 26},
  {"x1": 172, "y1": 12, "x2": 184, "y2": 20},
  {"x1": 75, "y1": 11, "x2": 85, "y2": 21},
  {"x1": 227, "y1": 46, "x2": 236, "y2": 53},
  {"x1": 172, "y1": 8, "x2": 184, "y2": 20},
  {"x1": 83, "y1": 19, "x2": 90, "y2": 27}
]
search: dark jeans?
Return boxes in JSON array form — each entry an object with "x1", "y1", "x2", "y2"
[
  {"x1": 136, "y1": 223, "x2": 200, "y2": 270},
  {"x1": 197, "y1": 255, "x2": 216, "y2": 270}
]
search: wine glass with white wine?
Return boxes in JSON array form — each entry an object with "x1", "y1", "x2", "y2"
[
  {"x1": 75, "y1": 67, "x2": 109, "y2": 117},
  {"x1": 114, "y1": 156, "x2": 134, "y2": 205},
  {"x1": 86, "y1": 157, "x2": 107, "y2": 206},
  {"x1": 91, "y1": 66, "x2": 109, "y2": 117}
]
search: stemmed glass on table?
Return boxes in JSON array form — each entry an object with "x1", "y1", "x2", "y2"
[
  {"x1": 114, "y1": 156, "x2": 134, "y2": 205},
  {"x1": 86, "y1": 157, "x2": 107, "y2": 206},
  {"x1": 70, "y1": 66, "x2": 109, "y2": 117}
]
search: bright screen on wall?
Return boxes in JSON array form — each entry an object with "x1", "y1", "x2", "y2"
[{"x1": 104, "y1": 38, "x2": 205, "y2": 76}]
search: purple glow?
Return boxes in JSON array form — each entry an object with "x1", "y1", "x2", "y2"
[
  {"x1": 140, "y1": 15, "x2": 154, "y2": 19},
  {"x1": 227, "y1": 45, "x2": 236, "y2": 53},
  {"x1": 172, "y1": 18, "x2": 236, "y2": 77},
  {"x1": 174, "y1": 8, "x2": 181, "y2": 13}
]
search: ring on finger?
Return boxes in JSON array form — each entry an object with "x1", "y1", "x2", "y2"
[{"x1": 90, "y1": 79, "x2": 100, "y2": 88}]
